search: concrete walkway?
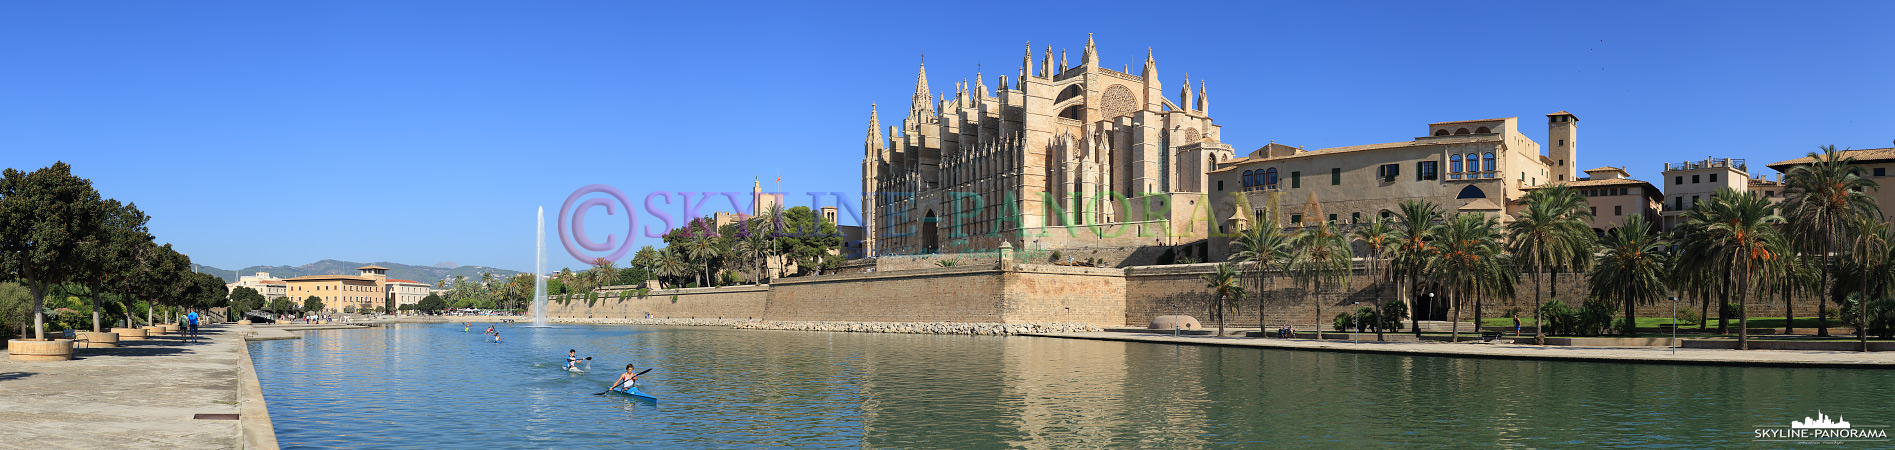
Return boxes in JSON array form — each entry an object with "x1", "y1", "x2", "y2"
[
  {"x1": 1024, "y1": 332, "x2": 1895, "y2": 368},
  {"x1": 0, "y1": 325, "x2": 253, "y2": 449}
]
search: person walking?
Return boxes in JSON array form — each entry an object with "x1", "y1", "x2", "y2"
[{"x1": 185, "y1": 311, "x2": 200, "y2": 343}]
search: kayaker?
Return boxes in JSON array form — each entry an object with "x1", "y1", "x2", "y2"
[
  {"x1": 493, "y1": 331, "x2": 502, "y2": 343},
  {"x1": 609, "y1": 364, "x2": 640, "y2": 391},
  {"x1": 463, "y1": 323, "x2": 470, "y2": 332},
  {"x1": 566, "y1": 349, "x2": 584, "y2": 371},
  {"x1": 485, "y1": 325, "x2": 495, "y2": 335}
]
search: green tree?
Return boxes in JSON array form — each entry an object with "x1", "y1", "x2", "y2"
[
  {"x1": 1353, "y1": 216, "x2": 1398, "y2": 340},
  {"x1": 1780, "y1": 145, "x2": 1883, "y2": 336},
  {"x1": 1200, "y1": 262, "x2": 1246, "y2": 336},
  {"x1": 416, "y1": 293, "x2": 447, "y2": 314},
  {"x1": 1290, "y1": 220, "x2": 1353, "y2": 340},
  {"x1": 268, "y1": 297, "x2": 296, "y2": 315},
  {"x1": 1229, "y1": 211, "x2": 1291, "y2": 332},
  {"x1": 304, "y1": 295, "x2": 325, "y2": 314},
  {"x1": 1392, "y1": 200, "x2": 1443, "y2": 336},
  {"x1": 1589, "y1": 215, "x2": 1670, "y2": 335},
  {"x1": 1678, "y1": 189, "x2": 1784, "y2": 350},
  {"x1": 0, "y1": 162, "x2": 110, "y2": 339},
  {"x1": 769, "y1": 206, "x2": 843, "y2": 277},
  {"x1": 1507, "y1": 185, "x2": 1596, "y2": 343},
  {"x1": 0, "y1": 282, "x2": 32, "y2": 341},
  {"x1": 1845, "y1": 216, "x2": 1892, "y2": 352},
  {"x1": 1431, "y1": 212, "x2": 1508, "y2": 341},
  {"x1": 78, "y1": 200, "x2": 152, "y2": 332}
]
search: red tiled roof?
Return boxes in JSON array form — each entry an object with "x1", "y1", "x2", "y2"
[{"x1": 386, "y1": 279, "x2": 421, "y2": 284}]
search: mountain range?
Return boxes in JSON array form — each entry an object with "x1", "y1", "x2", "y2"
[{"x1": 200, "y1": 259, "x2": 528, "y2": 286}]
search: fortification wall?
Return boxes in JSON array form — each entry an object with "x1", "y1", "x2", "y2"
[{"x1": 551, "y1": 285, "x2": 768, "y2": 320}]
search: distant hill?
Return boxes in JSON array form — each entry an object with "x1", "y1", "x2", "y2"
[{"x1": 201, "y1": 259, "x2": 527, "y2": 286}]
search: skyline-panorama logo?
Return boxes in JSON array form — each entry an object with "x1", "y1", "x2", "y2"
[{"x1": 1755, "y1": 411, "x2": 1888, "y2": 443}]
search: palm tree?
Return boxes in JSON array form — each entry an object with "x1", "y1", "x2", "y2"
[
  {"x1": 682, "y1": 234, "x2": 719, "y2": 287},
  {"x1": 1353, "y1": 216, "x2": 1398, "y2": 340},
  {"x1": 1290, "y1": 220, "x2": 1354, "y2": 340},
  {"x1": 1589, "y1": 215, "x2": 1670, "y2": 335},
  {"x1": 1229, "y1": 211, "x2": 1291, "y2": 332},
  {"x1": 653, "y1": 247, "x2": 691, "y2": 289},
  {"x1": 1846, "y1": 216, "x2": 1893, "y2": 352},
  {"x1": 1507, "y1": 185, "x2": 1596, "y2": 343},
  {"x1": 1200, "y1": 262, "x2": 1246, "y2": 336},
  {"x1": 1429, "y1": 212, "x2": 1506, "y2": 342},
  {"x1": 1781, "y1": 145, "x2": 1883, "y2": 337},
  {"x1": 1677, "y1": 189, "x2": 1784, "y2": 350},
  {"x1": 1762, "y1": 241, "x2": 1817, "y2": 335},
  {"x1": 1392, "y1": 200, "x2": 1443, "y2": 336}
]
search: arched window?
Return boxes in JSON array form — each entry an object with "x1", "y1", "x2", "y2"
[
  {"x1": 1056, "y1": 84, "x2": 1084, "y2": 102},
  {"x1": 1242, "y1": 170, "x2": 1253, "y2": 187},
  {"x1": 1058, "y1": 105, "x2": 1084, "y2": 120},
  {"x1": 1483, "y1": 152, "x2": 1496, "y2": 173},
  {"x1": 1456, "y1": 185, "x2": 1487, "y2": 199},
  {"x1": 1454, "y1": 128, "x2": 1471, "y2": 135},
  {"x1": 1466, "y1": 153, "x2": 1479, "y2": 173},
  {"x1": 1449, "y1": 154, "x2": 1462, "y2": 173},
  {"x1": 1265, "y1": 168, "x2": 1278, "y2": 187},
  {"x1": 1475, "y1": 126, "x2": 1491, "y2": 134},
  {"x1": 1434, "y1": 129, "x2": 1450, "y2": 136}
]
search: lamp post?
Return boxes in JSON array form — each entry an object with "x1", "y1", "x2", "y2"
[{"x1": 1670, "y1": 296, "x2": 1679, "y2": 354}]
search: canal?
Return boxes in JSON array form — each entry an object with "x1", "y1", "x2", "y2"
[{"x1": 249, "y1": 323, "x2": 1892, "y2": 448}]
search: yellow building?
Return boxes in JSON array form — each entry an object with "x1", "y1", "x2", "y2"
[{"x1": 284, "y1": 265, "x2": 391, "y2": 313}]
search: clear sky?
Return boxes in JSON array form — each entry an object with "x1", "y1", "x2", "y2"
[{"x1": 3, "y1": 1, "x2": 1890, "y2": 272}]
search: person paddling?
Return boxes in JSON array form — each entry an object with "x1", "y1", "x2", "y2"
[
  {"x1": 609, "y1": 364, "x2": 641, "y2": 391},
  {"x1": 566, "y1": 349, "x2": 591, "y2": 371},
  {"x1": 485, "y1": 325, "x2": 495, "y2": 335},
  {"x1": 492, "y1": 331, "x2": 502, "y2": 343}
]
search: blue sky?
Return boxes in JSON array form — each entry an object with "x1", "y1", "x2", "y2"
[{"x1": 2, "y1": 1, "x2": 1890, "y2": 272}]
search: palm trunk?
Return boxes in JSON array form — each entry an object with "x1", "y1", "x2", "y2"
[
  {"x1": 1314, "y1": 286, "x2": 1323, "y2": 341},
  {"x1": 1532, "y1": 263, "x2": 1545, "y2": 344},
  {"x1": 1861, "y1": 271, "x2": 1872, "y2": 352},
  {"x1": 1698, "y1": 289, "x2": 1710, "y2": 331},
  {"x1": 1450, "y1": 282, "x2": 1461, "y2": 342},
  {"x1": 1783, "y1": 286, "x2": 1795, "y2": 335},
  {"x1": 1409, "y1": 271, "x2": 1423, "y2": 337},
  {"x1": 1737, "y1": 260, "x2": 1749, "y2": 350},
  {"x1": 1624, "y1": 286, "x2": 1637, "y2": 336},
  {"x1": 1818, "y1": 240, "x2": 1832, "y2": 337}
]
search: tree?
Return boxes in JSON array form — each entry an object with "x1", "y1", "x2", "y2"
[
  {"x1": 1678, "y1": 189, "x2": 1784, "y2": 350},
  {"x1": 416, "y1": 293, "x2": 447, "y2": 314},
  {"x1": 304, "y1": 295, "x2": 325, "y2": 314},
  {"x1": 1507, "y1": 185, "x2": 1596, "y2": 344},
  {"x1": 1431, "y1": 212, "x2": 1507, "y2": 342},
  {"x1": 0, "y1": 162, "x2": 110, "y2": 339},
  {"x1": 78, "y1": 200, "x2": 152, "y2": 332},
  {"x1": 228, "y1": 287, "x2": 266, "y2": 317},
  {"x1": 1353, "y1": 216, "x2": 1398, "y2": 340},
  {"x1": 1229, "y1": 211, "x2": 1291, "y2": 332},
  {"x1": 1780, "y1": 145, "x2": 1882, "y2": 336},
  {"x1": 1200, "y1": 262, "x2": 1246, "y2": 336},
  {"x1": 268, "y1": 297, "x2": 296, "y2": 315},
  {"x1": 770, "y1": 206, "x2": 843, "y2": 277},
  {"x1": 1846, "y1": 216, "x2": 1892, "y2": 352},
  {"x1": 1392, "y1": 200, "x2": 1443, "y2": 336},
  {"x1": 1589, "y1": 215, "x2": 1670, "y2": 335},
  {"x1": 1290, "y1": 220, "x2": 1353, "y2": 340}
]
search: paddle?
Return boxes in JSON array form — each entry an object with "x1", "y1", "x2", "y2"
[{"x1": 593, "y1": 368, "x2": 655, "y2": 395}]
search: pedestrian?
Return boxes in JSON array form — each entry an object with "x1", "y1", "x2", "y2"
[
  {"x1": 186, "y1": 310, "x2": 200, "y2": 342},
  {"x1": 1513, "y1": 315, "x2": 1522, "y2": 337}
]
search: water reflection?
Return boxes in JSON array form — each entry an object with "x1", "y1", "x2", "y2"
[{"x1": 249, "y1": 324, "x2": 1895, "y2": 449}]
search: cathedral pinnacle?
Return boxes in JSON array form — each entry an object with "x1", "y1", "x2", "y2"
[
  {"x1": 1197, "y1": 80, "x2": 1209, "y2": 115},
  {"x1": 866, "y1": 103, "x2": 882, "y2": 152},
  {"x1": 1180, "y1": 74, "x2": 1193, "y2": 113},
  {"x1": 1082, "y1": 33, "x2": 1098, "y2": 69},
  {"x1": 910, "y1": 62, "x2": 933, "y2": 115},
  {"x1": 1021, "y1": 43, "x2": 1033, "y2": 80}
]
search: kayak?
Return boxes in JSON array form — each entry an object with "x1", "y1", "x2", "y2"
[{"x1": 613, "y1": 385, "x2": 657, "y2": 401}]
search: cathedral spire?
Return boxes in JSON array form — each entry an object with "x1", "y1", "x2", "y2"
[
  {"x1": 1021, "y1": 43, "x2": 1033, "y2": 80},
  {"x1": 1059, "y1": 49, "x2": 1068, "y2": 72},
  {"x1": 1041, "y1": 45, "x2": 1053, "y2": 78},
  {"x1": 1141, "y1": 47, "x2": 1157, "y2": 80},
  {"x1": 1180, "y1": 74, "x2": 1193, "y2": 113},
  {"x1": 908, "y1": 61, "x2": 933, "y2": 125},
  {"x1": 1082, "y1": 33, "x2": 1098, "y2": 69},
  {"x1": 865, "y1": 103, "x2": 883, "y2": 154},
  {"x1": 1197, "y1": 80, "x2": 1209, "y2": 116},
  {"x1": 973, "y1": 71, "x2": 987, "y2": 100}
]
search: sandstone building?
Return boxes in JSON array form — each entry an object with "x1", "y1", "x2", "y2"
[
  {"x1": 862, "y1": 35, "x2": 1231, "y2": 258},
  {"x1": 1658, "y1": 157, "x2": 1785, "y2": 231}
]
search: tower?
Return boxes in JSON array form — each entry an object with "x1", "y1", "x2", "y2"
[
  {"x1": 862, "y1": 104, "x2": 882, "y2": 257},
  {"x1": 1547, "y1": 111, "x2": 1578, "y2": 182}
]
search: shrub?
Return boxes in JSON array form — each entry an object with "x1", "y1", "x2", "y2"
[
  {"x1": 1674, "y1": 306, "x2": 1702, "y2": 325},
  {"x1": 1379, "y1": 301, "x2": 1408, "y2": 332},
  {"x1": 1332, "y1": 312, "x2": 1355, "y2": 331},
  {"x1": 937, "y1": 259, "x2": 959, "y2": 267},
  {"x1": 1049, "y1": 251, "x2": 1062, "y2": 262},
  {"x1": 1540, "y1": 299, "x2": 1616, "y2": 336}
]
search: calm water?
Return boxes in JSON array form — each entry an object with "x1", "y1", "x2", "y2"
[{"x1": 249, "y1": 324, "x2": 1893, "y2": 448}]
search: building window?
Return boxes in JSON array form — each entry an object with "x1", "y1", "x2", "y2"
[
  {"x1": 1291, "y1": 171, "x2": 1301, "y2": 188},
  {"x1": 1692, "y1": 175, "x2": 1700, "y2": 184},
  {"x1": 1328, "y1": 213, "x2": 1337, "y2": 222},
  {"x1": 1290, "y1": 214, "x2": 1302, "y2": 224},
  {"x1": 1559, "y1": 139, "x2": 1565, "y2": 146},
  {"x1": 1331, "y1": 168, "x2": 1341, "y2": 185},
  {"x1": 1378, "y1": 164, "x2": 1399, "y2": 182},
  {"x1": 1766, "y1": 190, "x2": 1775, "y2": 197},
  {"x1": 1217, "y1": 180, "x2": 1224, "y2": 191},
  {"x1": 1691, "y1": 195, "x2": 1700, "y2": 209},
  {"x1": 1709, "y1": 173, "x2": 1718, "y2": 183},
  {"x1": 1242, "y1": 170, "x2": 1253, "y2": 187},
  {"x1": 1674, "y1": 176, "x2": 1683, "y2": 185},
  {"x1": 1591, "y1": 207, "x2": 1597, "y2": 216},
  {"x1": 1675, "y1": 196, "x2": 1684, "y2": 210},
  {"x1": 1381, "y1": 210, "x2": 1393, "y2": 219},
  {"x1": 1265, "y1": 168, "x2": 1278, "y2": 188},
  {"x1": 1351, "y1": 212, "x2": 1361, "y2": 223},
  {"x1": 1449, "y1": 154, "x2": 1463, "y2": 177},
  {"x1": 1483, "y1": 152, "x2": 1496, "y2": 173},
  {"x1": 1419, "y1": 161, "x2": 1438, "y2": 180},
  {"x1": 1877, "y1": 168, "x2": 1887, "y2": 177},
  {"x1": 1615, "y1": 205, "x2": 1623, "y2": 216}
]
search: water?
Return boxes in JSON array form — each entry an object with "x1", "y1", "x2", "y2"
[
  {"x1": 249, "y1": 324, "x2": 1895, "y2": 448},
  {"x1": 532, "y1": 206, "x2": 547, "y2": 327}
]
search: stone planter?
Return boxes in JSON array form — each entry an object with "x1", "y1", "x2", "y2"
[
  {"x1": 236, "y1": 320, "x2": 252, "y2": 325},
  {"x1": 160, "y1": 324, "x2": 180, "y2": 333},
  {"x1": 143, "y1": 326, "x2": 165, "y2": 335},
  {"x1": 7, "y1": 339, "x2": 75, "y2": 361},
  {"x1": 113, "y1": 327, "x2": 148, "y2": 340},
  {"x1": 78, "y1": 332, "x2": 119, "y2": 348}
]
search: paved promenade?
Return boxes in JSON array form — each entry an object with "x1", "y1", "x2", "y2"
[
  {"x1": 1026, "y1": 332, "x2": 1895, "y2": 368},
  {"x1": 0, "y1": 325, "x2": 258, "y2": 449}
]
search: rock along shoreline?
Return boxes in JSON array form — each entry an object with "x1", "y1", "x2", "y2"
[{"x1": 539, "y1": 317, "x2": 1100, "y2": 335}]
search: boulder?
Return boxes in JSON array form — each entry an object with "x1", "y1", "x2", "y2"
[{"x1": 1149, "y1": 315, "x2": 1202, "y2": 330}]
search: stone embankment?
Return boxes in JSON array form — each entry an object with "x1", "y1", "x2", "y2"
[{"x1": 542, "y1": 317, "x2": 1099, "y2": 335}]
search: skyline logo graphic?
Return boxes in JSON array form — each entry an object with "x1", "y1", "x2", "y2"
[{"x1": 1755, "y1": 411, "x2": 1887, "y2": 443}]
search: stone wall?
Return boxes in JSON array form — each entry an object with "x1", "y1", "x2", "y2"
[
  {"x1": 550, "y1": 285, "x2": 768, "y2": 320},
  {"x1": 764, "y1": 266, "x2": 1008, "y2": 322}
]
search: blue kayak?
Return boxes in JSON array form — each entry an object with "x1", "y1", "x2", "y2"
[{"x1": 613, "y1": 385, "x2": 657, "y2": 401}]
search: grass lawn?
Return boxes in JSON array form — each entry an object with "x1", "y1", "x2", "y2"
[{"x1": 1475, "y1": 316, "x2": 1832, "y2": 330}]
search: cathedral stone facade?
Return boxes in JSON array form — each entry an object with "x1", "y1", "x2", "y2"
[{"x1": 862, "y1": 35, "x2": 1233, "y2": 257}]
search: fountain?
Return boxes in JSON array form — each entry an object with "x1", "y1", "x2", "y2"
[{"x1": 531, "y1": 206, "x2": 549, "y2": 327}]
